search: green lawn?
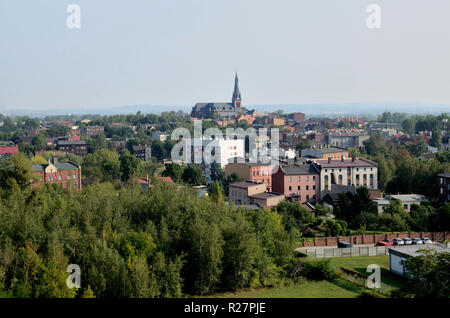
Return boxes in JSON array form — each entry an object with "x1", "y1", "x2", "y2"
[
  {"x1": 325, "y1": 255, "x2": 407, "y2": 289},
  {"x1": 206, "y1": 255, "x2": 407, "y2": 298},
  {"x1": 204, "y1": 279, "x2": 363, "y2": 298}
]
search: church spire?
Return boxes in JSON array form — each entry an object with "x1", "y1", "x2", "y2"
[{"x1": 232, "y1": 73, "x2": 242, "y2": 108}]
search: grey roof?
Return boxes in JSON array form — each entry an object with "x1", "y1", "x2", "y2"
[
  {"x1": 388, "y1": 245, "x2": 450, "y2": 258},
  {"x1": 57, "y1": 140, "x2": 87, "y2": 145},
  {"x1": 280, "y1": 164, "x2": 319, "y2": 175},
  {"x1": 230, "y1": 181, "x2": 266, "y2": 189},
  {"x1": 438, "y1": 173, "x2": 450, "y2": 178},
  {"x1": 33, "y1": 162, "x2": 79, "y2": 172},
  {"x1": 249, "y1": 192, "x2": 284, "y2": 199}
]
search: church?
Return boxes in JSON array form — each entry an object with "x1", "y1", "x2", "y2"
[{"x1": 191, "y1": 73, "x2": 243, "y2": 119}]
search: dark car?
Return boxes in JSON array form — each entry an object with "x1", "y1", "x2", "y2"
[{"x1": 338, "y1": 241, "x2": 353, "y2": 248}]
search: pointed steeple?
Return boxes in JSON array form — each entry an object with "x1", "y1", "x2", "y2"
[{"x1": 232, "y1": 73, "x2": 242, "y2": 108}]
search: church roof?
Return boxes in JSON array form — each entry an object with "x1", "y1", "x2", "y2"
[{"x1": 232, "y1": 73, "x2": 241, "y2": 102}]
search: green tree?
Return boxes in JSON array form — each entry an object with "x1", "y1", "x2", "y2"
[
  {"x1": 120, "y1": 149, "x2": 141, "y2": 182},
  {"x1": 182, "y1": 164, "x2": 206, "y2": 185},
  {"x1": 210, "y1": 181, "x2": 224, "y2": 204},
  {"x1": 31, "y1": 133, "x2": 47, "y2": 151},
  {"x1": 82, "y1": 149, "x2": 121, "y2": 184},
  {"x1": 0, "y1": 153, "x2": 35, "y2": 190},
  {"x1": 162, "y1": 163, "x2": 185, "y2": 183}
]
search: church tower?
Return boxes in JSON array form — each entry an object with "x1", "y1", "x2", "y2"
[{"x1": 232, "y1": 73, "x2": 242, "y2": 109}]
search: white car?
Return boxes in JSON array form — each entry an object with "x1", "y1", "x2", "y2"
[
  {"x1": 393, "y1": 238, "x2": 404, "y2": 245},
  {"x1": 403, "y1": 238, "x2": 412, "y2": 245},
  {"x1": 422, "y1": 237, "x2": 432, "y2": 244},
  {"x1": 412, "y1": 238, "x2": 423, "y2": 244}
]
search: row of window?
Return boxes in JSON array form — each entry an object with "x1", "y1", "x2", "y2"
[
  {"x1": 288, "y1": 185, "x2": 316, "y2": 191},
  {"x1": 288, "y1": 175, "x2": 316, "y2": 182}
]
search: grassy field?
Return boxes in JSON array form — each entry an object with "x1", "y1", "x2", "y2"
[
  {"x1": 325, "y1": 255, "x2": 407, "y2": 289},
  {"x1": 204, "y1": 279, "x2": 363, "y2": 298},
  {"x1": 207, "y1": 255, "x2": 407, "y2": 298}
]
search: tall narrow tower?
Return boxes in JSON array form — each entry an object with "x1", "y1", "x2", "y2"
[{"x1": 232, "y1": 73, "x2": 242, "y2": 109}]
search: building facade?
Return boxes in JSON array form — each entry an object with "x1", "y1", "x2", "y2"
[
  {"x1": 56, "y1": 140, "x2": 88, "y2": 158},
  {"x1": 132, "y1": 145, "x2": 152, "y2": 161},
  {"x1": 228, "y1": 180, "x2": 284, "y2": 208},
  {"x1": 0, "y1": 145, "x2": 19, "y2": 157},
  {"x1": 328, "y1": 133, "x2": 370, "y2": 148},
  {"x1": 271, "y1": 164, "x2": 320, "y2": 203},
  {"x1": 224, "y1": 162, "x2": 276, "y2": 191},
  {"x1": 438, "y1": 173, "x2": 450, "y2": 203},
  {"x1": 301, "y1": 146, "x2": 349, "y2": 160},
  {"x1": 32, "y1": 158, "x2": 82, "y2": 190},
  {"x1": 81, "y1": 126, "x2": 104, "y2": 138},
  {"x1": 313, "y1": 157, "x2": 378, "y2": 198}
]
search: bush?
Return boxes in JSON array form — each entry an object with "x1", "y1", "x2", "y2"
[{"x1": 301, "y1": 259, "x2": 336, "y2": 281}]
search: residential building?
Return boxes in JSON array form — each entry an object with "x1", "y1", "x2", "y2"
[
  {"x1": 328, "y1": 132, "x2": 370, "y2": 148},
  {"x1": 81, "y1": 126, "x2": 104, "y2": 137},
  {"x1": 56, "y1": 140, "x2": 88, "y2": 158},
  {"x1": 152, "y1": 132, "x2": 169, "y2": 142},
  {"x1": 438, "y1": 173, "x2": 450, "y2": 203},
  {"x1": 272, "y1": 164, "x2": 320, "y2": 203},
  {"x1": 32, "y1": 158, "x2": 82, "y2": 190},
  {"x1": 290, "y1": 113, "x2": 306, "y2": 122},
  {"x1": 313, "y1": 157, "x2": 378, "y2": 197},
  {"x1": 132, "y1": 145, "x2": 152, "y2": 161},
  {"x1": 225, "y1": 162, "x2": 276, "y2": 191},
  {"x1": 301, "y1": 146, "x2": 349, "y2": 160},
  {"x1": 191, "y1": 73, "x2": 242, "y2": 119},
  {"x1": 373, "y1": 194, "x2": 427, "y2": 213},
  {"x1": 0, "y1": 145, "x2": 19, "y2": 157},
  {"x1": 228, "y1": 180, "x2": 284, "y2": 208}
]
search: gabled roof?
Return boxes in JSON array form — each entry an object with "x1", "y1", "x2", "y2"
[{"x1": 33, "y1": 162, "x2": 79, "y2": 172}]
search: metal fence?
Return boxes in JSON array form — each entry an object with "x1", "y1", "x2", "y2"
[{"x1": 300, "y1": 246, "x2": 389, "y2": 258}]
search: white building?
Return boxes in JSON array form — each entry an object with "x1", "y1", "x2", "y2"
[
  {"x1": 176, "y1": 138, "x2": 245, "y2": 183},
  {"x1": 312, "y1": 157, "x2": 378, "y2": 198},
  {"x1": 389, "y1": 245, "x2": 450, "y2": 277},
  {"x1": 373, "y1": 194, "x2": 427, "y2": 213},
  {"x1": 152, "y1": 132, "x2": 169, "y2": 142}
]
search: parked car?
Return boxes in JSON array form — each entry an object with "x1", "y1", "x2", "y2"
[
  {"x1": 422, "y1": 237, "x2": 432, "y2": 244},
  {"x1": 412, "y1": 238, "x2": 423, "y2": 244},
  {"x1": 393, "y1": 238, "x2": 404, "y2": 245},
  {"x1": 376, "y1": 240, "x2": 393, "y2": 246},
  {"x1": 338, "y1": 241, "x2": 353, "y2": 248},
  {"x1": 403, "y1": 238, "x2": 412, "y2": 245}
]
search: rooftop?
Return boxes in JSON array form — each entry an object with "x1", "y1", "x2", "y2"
[
  {"x1": 388, "y1": 245, "x2": 450, "y2": 258},
  {"x1": 229, "y1": 180, "x2": 266, "y2": 189},
  {"x1": 33, "y1": 162, "x2": 80, "y2": 172},
  {"x1": 279, "y1": 164, "x2": 319, "y2": 175},
  {"x1": 315, "y1": 158, "x2": 377, "y2": 168},
  {"x1": 249, "y1": 192, "x2": 284, "y2": 199},
  {"x1": 438, "y1": 173, "x2": 450, "y2": 178}
]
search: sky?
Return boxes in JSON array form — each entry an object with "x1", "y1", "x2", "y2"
[{"x1": 1, "y1": 0, "x2": 450, "y2": 112}]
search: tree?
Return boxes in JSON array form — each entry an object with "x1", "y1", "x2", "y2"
[
  {"x1": 31, "y1": 133, "x2": 47, "y2": 151},
  {"x1": 0, "y1": 153, "x2": 35, "y2": 190},
  {"x1": 295, "y1": 139, "x2": 312, "y2": 151},
  {"x1": 210, "y1": 181, "x2": 224, "y2": 204},
  {"x1": 394, "y1": 250, "x2": 450, "y2": 298},
  {"x1": 430, "y1": 127, "x2": 442, "y2": 151},
  {"x1": 182, "y1": 164, "x2": 206, "y2": 186},
  {"x1": 162, "y1": 163, "x2": 184, "y2": 183},
  {"x1": 120, "y1": 149, "x2": 141, "y2": 182},
  {"x1": 365, "y1": 132, "x2": 387, "y2": 156},
  {"x1": 88, "y1": 133, "x2": 108, "y2": 153},
  {"x1": 82, "y1": 149, "x2": 121, "y2": 184},
  {"x1": 402, "y1": 118, "x2": 416, "y2": 135}
]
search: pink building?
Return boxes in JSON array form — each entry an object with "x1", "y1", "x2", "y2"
[{"x1": 272, "y1": 164, "x2": 320, "y2": 203}]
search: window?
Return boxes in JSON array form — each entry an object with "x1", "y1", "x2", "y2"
[
  {"x1": 297, "y1": 176, "x2": 301, "y2": 182},
  {"x1": 297, "y1": 186, "x2": 300, "y2": 191},
  {"x1": 306, "y1": 176, "x2": 309, "y2": 181},
  {"x1": 73, "y1": 174, "x2": 76, "y2": 179},
  {"x1": 313, "y1": 185, "x2": 316, "y2": 190},
  {"x1": 313, "y1": 176, "x2": 316, "y2": 180},
  {"x1": 306, "y1": 185, "x2": 309, "y2": 190},
  {"x1": 58, "y1": 175, "x2": 62, "y2": 180},
  {"x1": 289, "y1": 176, "x2": 292, "y2": 182},
  {"x1": 289, "y1": 186, "x2": 292, "y2": 191}
]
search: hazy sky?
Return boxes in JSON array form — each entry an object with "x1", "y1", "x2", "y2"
[{"x1": 1, "y1": 0, "x2": 450, "y2": 111}]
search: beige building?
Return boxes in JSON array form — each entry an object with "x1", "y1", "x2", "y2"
[{"x1": 229, "y1": 181, "x2": 284, "y2": 208}]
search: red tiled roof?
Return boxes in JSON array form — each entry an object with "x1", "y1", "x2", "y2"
[{"x1": 0, "y1": 146, "x2": 19, "y2": 155}]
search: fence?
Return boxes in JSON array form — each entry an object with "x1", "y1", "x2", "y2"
[
  {"x1": 299, "y1": 246, "x2": 389, "y2": 259},
  {"x1": 299, "y1": 231, "x2": 449, "y2": 248}
]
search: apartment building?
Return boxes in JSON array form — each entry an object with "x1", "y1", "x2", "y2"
[
  {"x1": 32, "y1": 158, "x2": 82, "y2": 190},
  {"x1": 228, "y1": 180, "x2": 284, "y2": 208},
  {"x1": 225, "y1": 162, "x2": 276, "y2": 191}
]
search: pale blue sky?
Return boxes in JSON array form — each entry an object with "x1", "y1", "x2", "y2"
[{"x1": 1, "y1": 0, "x2": 450, "y2": 111}]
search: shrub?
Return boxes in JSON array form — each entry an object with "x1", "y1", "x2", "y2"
[{"x1": 301, "y1": 259, "x2": 336, "y2": 281}]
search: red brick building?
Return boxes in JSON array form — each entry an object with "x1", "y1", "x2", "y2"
[
  {"x1": 0, "y1": 145, "x2": 19, "y2": 157},
  {"x1": 225, "y1": 162, "x2": 276, "y2": 191},
  {"x1": 56, "y1": 140, "x2": 88, "y2": 158},
  {"x1": 32, "y1": 158, "x2": 82, "y2": 190},
  {"x1": 81, "y1": 126, "x2": 105, "y2": 138},
  {"x1": 272, "y1": 164, "x2": 320, "y2": 203}
]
